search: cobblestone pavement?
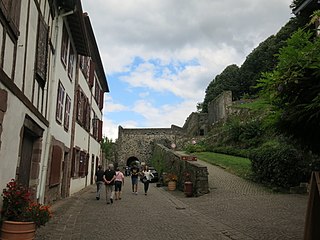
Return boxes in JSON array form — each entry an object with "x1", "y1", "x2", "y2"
[{"x1": 35, "y1": 160, "x2": 308, "y2": 240}]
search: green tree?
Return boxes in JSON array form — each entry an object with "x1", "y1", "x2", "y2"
[
  {"x1": 200, "y1": 18, "x2": 302, "y2": 113},
  {"x1": 101, "y1": 137, "x2": 116, "y2": 165},
  {"x1": 258, "y1": 28, "x2": 320, "y2": 153},
  {"x1": 202, "y1": 64, "x2": 240, "y2": 113}
]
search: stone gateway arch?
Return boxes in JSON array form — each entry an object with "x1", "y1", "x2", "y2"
[{"x1": 116, "y1": 125, "x2": 187, "y2": 167}]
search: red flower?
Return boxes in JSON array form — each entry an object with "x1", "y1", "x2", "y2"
[{"x1": 1, "y1": 179, "x2": 52, "y2": 227}]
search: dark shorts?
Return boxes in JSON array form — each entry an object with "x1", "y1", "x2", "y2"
[
  {"x1": 114, "y1": 181, "x2": 122, "y2": 191},
  {"x1": 131, "y1": 176, "x2": 138, "y2": 185}
]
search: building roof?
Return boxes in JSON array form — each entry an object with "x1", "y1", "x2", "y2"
[
  {"x1": 84, "y1": 14, "x2": 109, "y2": 93},
  {"x1": 293, "y1": 0, "x2": 320, "y2": 15},
  {"x1": 66, "y1": 0, "x2": 90, "y2": 56}
]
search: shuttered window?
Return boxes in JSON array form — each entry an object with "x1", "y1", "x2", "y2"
[
  {"x1": 61, "y1": 24, "x2": 69, "y2": 67},
  {"x1": 99, "y1": 90, "x2": 104, "y2": 110},
  {"x1": 0, "y1": 0, "x2": 22, "y2": 37},
  {"x1": 80, "y1": 56, "x2": 90, "y2": 80},
  {"x1": 98, "y1": 120, "x2": 103, "y2": 142},
  {"x1": 68, "y1": 46, "x2": 75, "y2": 80},
  {"x1": 56, "y1": 81, "x2": 65, "y2": 123},
  {"x1": 76, "y1": 88, "x2": 91, "y2": 131},
  {"x1": 64, "y1": 94, "x2": 71, "y2": 131},
  {"x1": 88, "y1": 60, "x2": 95, "y2": 88},
  {"x1": 36, "y1": 15, "x2": 49, "y2": 83}
]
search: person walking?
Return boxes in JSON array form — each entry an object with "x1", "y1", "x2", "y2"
[
  {"x1": 114, "y1": 167, "x2": 125, "y2": 200},
  {"x1": 130, "y1": 164, "x2": 139, "y2": 194},
  {"x1": 103, "y1": 164, "x2": 116, "y2": 204},
  {"x1": 141, "y1": 165, "x2": 154, "y2": 195},
  {"x1": 95, "y1": 165, "x2": 105, "y2": 200}
]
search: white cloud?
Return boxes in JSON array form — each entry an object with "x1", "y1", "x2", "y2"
[
  {"x1": 82, "y1": 0, "x2": 293, "y2": 140},
  {"x1": 103, "y1": 95, "x2": 127, "y2": 112},
  {"x1": 131, "y1": 99, "x2": 197, "y2": 128}
]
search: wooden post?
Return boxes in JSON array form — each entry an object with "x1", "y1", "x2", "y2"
[{"x1": 304, "y1": 171, "x2": 320, "y2": 240}]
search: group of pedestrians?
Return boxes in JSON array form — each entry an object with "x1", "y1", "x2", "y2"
[{"x1": 94, "y1": 163, "x2": 154, "y2": 204}]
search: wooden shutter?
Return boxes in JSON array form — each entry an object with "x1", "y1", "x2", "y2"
[
  {"x1": 36, "y1": 15, "x2": 49, "y2": 83},
  {"x1": 71, "y1": 148, "x2": 76, "y2": 177},
  {"x1": 89, "y1": 60, "x2": 95, "y2": 88},
  {"x1": 49, "y1": 145, "x2": 62, "y2": 186},
  {"x1": 85, "y1": 153, "x2": 89, "y2": 176},
  {"x1": 98, "y1": 120, "x2": 103, "y2": 142},
  {"x1": 99, "y1": 90, "x2": 104, "y2": 110}
]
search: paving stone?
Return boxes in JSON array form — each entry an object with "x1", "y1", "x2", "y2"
[{"x1": 35, "y1": 159, "x2": 307, "y2": 240}]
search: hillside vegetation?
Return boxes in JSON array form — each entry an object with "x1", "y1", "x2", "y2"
[{"x1": 190, "y1": 10, "x2": 320, "y2": 189}]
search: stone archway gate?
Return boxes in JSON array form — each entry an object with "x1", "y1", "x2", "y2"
[{"x1": 116, "y1": 125, "x2": 187, "y2": 167}]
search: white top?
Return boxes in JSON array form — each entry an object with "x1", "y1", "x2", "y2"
[{"x1": 143, "y1": 170, "x2": 154, "y2": 181}]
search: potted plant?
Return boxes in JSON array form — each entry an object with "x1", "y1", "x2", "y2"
[
  {"x1": 164, "y1": 173, "x2": 178, "y2": 191},
  {"x1": 1, "y1": 179, "x2": 52, "y2": 239}
]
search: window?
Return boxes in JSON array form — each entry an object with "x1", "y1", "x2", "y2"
[
  {"x1": 36, "y1": 15, "x2": 49, "y2": 83},
  {"x1": 71, "y1": 148, "x2": 89, "y2": 178},
  {"x1": 64, "y1": 94, "x2": 71, "y2": 131},
  {"x1": 80, "y1": 55, "x2": 90, "y2": 80},
  {"x1": 98, "y1": 120, "x2": 103, "y2": 142},
  {"x1": 76, "y1": 89, "x2": 83, "y2": 124},
  {"x1": 68, "y1": 46, "x2": 75, "y2": 79},
  {"x1": 88, "y1": 59, "x2": 95, "y2": 87},
  {"x1": 76, "y1": 88, "x2": 91, "y2": 131},
  {"x1": 61, "y1": 25, "x2": 69, "y2": 67},
  {"x1": 92, "y1": 112, "x2": 98, "y2": 139},
  {"x1": 94, "y1": 78, "x2": 100, "y2": 103},
  {"x1": 0, "y1": 0, "x2": 22, "y2": 36},
  {"x1": 56, "y1": 81, "x2": 65, "y2": 123}
]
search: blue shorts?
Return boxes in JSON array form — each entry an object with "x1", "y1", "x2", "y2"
[{"x1": 131, "y1": 177, "x2": 138, "y2": 185}]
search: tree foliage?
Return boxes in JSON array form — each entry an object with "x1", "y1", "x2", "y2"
[
  {"x1": 100, "y1": 137, "x2": 116, "y2": 164},
  {"x1": 201, "y1": 18, "x2": 302, "y2": 113},
  {"x1": 258, "y1": 28, "x2": 320, "y2": 153},
  {"x1": 202, "y1": 64, "x2": 240, "y2": 112}
]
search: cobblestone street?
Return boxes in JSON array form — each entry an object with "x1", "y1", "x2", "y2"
[{"x1": 35, "y1": 160, "x2": 308, "y2": 240}]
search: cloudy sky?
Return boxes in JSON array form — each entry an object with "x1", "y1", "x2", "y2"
[{"x1": 81, "y1": 0, "x2": 294, "y2": 140}]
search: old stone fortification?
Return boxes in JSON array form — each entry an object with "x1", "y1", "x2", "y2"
[
  {"x1": 116, "y1": 91, "x2": 233, "y2": 168},
  {"x1": 116, "y1": 125, "x2": 188, "y2": 166},
  {"x1": 151, "y1": 144, "x2": 209, "y2": 197},
  {"x1": 208, "y1": 90, "x2": 232, "y2": 125}
]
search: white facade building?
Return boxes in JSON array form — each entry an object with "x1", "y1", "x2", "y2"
[{"x1": 0, "y1": 0, "x2": 108, "y2": 206}]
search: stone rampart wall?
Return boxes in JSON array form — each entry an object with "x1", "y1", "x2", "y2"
[
  {"x1": 182, "y1": 112, "x2": 208, "y2": 136},
  {"x1": 117, "y1": 126, "x2": 187, "y2": 166},
  {"x1": 151, "y1": 144, "x2": 209, "y2": 197},
  {"x1": 208, "y1": 90, "x2": 232, "y2": 124}
]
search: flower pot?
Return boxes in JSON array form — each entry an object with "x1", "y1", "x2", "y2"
[
  {"x1": 1, "y1": 220, "x2": 36, "y2": 240},
  {"x1": 167, "y1": 181, "x2": 176, "y2": 191}
]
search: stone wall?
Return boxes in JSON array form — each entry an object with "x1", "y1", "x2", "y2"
[
  {"x1": 208, "y1": 90, "x2": 232, "y2": 125},
  {"x1": 116, "y1": 125, "x2": 187, "y2": 167},
  {"x1": 151, "y1": 144, "x2": 209, "y2": 197},
  {"x1": 182, "y1": 112, "x2": 208, "y2": 136}
]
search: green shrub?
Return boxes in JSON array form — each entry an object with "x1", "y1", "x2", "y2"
[
  {"x1": 184, "y1": 143, "x2": 207, "y2": 153},
  {"x1": 249, "y1": 140, "x2": 309, "y2": 188}
]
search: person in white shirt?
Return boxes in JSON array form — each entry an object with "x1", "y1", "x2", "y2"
[{"x1": 141, "y1": 165, "x2": 154, "y2": 195}]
